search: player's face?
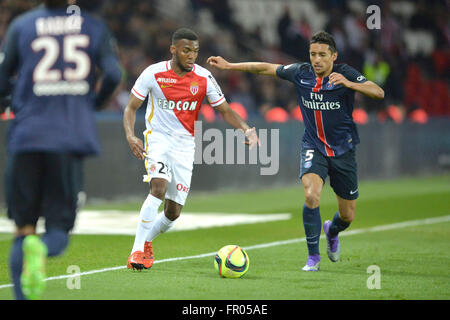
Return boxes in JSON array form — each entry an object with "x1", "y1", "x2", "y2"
[
  {"x1": 309, "y1": 43, "x2": 337, "y2": 77},
  {"x1": 171, "y1": 39, "x2": 200, "y2": 72}
]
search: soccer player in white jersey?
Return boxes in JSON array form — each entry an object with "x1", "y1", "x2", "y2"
[{"x1": 123, "y1": 28, "x2": 260, "y2": 270}]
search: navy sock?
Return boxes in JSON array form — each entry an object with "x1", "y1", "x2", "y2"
[
  {"x1": 328, "y1": 212, "x2": 350, "y2": 238},
  {"x1": 9, "y1": 236, "x2": 25, "y2": 300},
  {"x1": 302, "y1": 205, "x2": 321, "y2": 256},
  {"x1": 42, "y1": 228, "x2": 69, "y2": 257}
]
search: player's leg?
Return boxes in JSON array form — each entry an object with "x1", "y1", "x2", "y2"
[
  {"x1": 20, "y1": 233, "x2": 47, "y2": 300},
  {"x1": 145, "y1": 144, "x2": 194, "y2": 243},
  {"x1": 41, "y1": 153, "x2": 82, "y2": 257},
  {"x1": 130, "y1": 178, "x2": 165, "y2": 251},
  {"x1": 146, "y1": 155, "x2": 192, "y2": 242},
  {"x1": 128, "y1": 178, "x2": 166, "y2": 270},
  {"x1": 6, "y1": 153, "x2": 46, "y2": 300},
  {"x1": 139, "y1": 199, "x2": 182, "y2": 269},
  {"x1": 139, "y1": 199, "x2": 183, "y2": 269},
  {"x1": 128, "y1": 131, "x2": 170, "y2": 270},
  {"x1": 10, "y1": 225, "x2": 44, "y2": 300},
  {"x1": 323, "y1": 197, "x2": 355, "y2": 263},
  {"x1": 324, "y1": 148, "x2": 358, "y2": 262},
  {"x1": 301, "y1": 173, "x2": 324, "y2": 271},
  {"x1": 334, "y1": 195, "x2": 356, "y2": 226},
  {"x1": 146, "y1": 199, "x2": 182, "y2": 242},
  {"x1": 19, "y1": 153, "x2": 81, "y2": 299},
  {"x1": 299, "y1": 148, "x2": 328, "y2": 271},
  {"x1": 327, "y1": 196, "x2": 356, "y2": 238}
]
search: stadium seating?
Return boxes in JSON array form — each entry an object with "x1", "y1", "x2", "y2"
[
  {"x1": 229, "y1": 102, "x2": 248, "y2": 121},
  {"x1": 200, "y1": 104, "x2": 216, "y2": 123},
  {"x1": 290, "y1": 105, "x2": 303, "y2": 122},
  {"x1": 352, "y1": 108, "x2": 369, "y2": 125},
  {"x1": 264, "y1": 107, "x2": 289, "y2": 123}
]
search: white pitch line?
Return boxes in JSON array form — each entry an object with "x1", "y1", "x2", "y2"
[
  {"x1": 0, "y1": 214, "x2": 449, "y2": 290},
  {"x1": 0, "y1": 212, "x2": 292, "y2": 235}
]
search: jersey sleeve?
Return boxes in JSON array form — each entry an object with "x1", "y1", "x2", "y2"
[
  {"x1": 341, "y1": 64, "x2": 367, "y2": 83},
  {"x1": 97, "y1": 24, "x2": 120, "y2": 74},
  {"x1": 95, "y1": 23, "x2": 122, "y2": 109},
  {"x1": 131, "y1": 67, "x2": 153, "y2": 100},
  {"x1": 206, "y1": 73, "x2": 226, "y2": 107},
  {"x1": 276, "y1": 63, "x2": 302, "y2": 82}
]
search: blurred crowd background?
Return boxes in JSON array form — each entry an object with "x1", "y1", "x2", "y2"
[{"x1": 0, "y1": 0, "x2": 449, "y2": 124}]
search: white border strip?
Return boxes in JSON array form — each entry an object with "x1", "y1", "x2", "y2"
[{"x1": 0, "y1": 215, "x2": 449, "y2": 290}]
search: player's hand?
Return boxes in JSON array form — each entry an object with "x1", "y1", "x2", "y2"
[
  {"x1": 127, "y1": 135, "x2": 146, "y2": 160},
  {"x1": 244, "y1": 127, "x2": 261, "y2": 150},
  {"x1": 329, "y1": 72, "x2": 351, "y2": 87},
  {"x1": 207, "y1": 56, "x2": 231, "y2": 70}
]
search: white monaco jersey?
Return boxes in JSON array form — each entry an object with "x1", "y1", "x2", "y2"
[{"x1": 131, "y1": 60, "x2": 226, "y2": 140}]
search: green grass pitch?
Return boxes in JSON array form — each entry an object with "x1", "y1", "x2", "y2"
[{"x1": 0, "y1": 174, "x2": 449, "y2": 300}]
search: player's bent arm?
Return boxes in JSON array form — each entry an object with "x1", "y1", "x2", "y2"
[
  {"x1": 330, "y1": 72, "x2": 384, "y2": 99},
  {"x1": 123, "y1": 94, "x2": 146, "y2": 160},
  {"x1": 215, "y1": 102, "x2": 260, "y2": 148},
  {"x1": 347, "y1": 80, "x2": 385, "y2": 100},
  {"x1": 207, "y1": 56, "x2": 280, "y2": 77},
  {"x1": 228, "y1": 62, "x2": 281, "y2": 77},
  {"x1": 215, "y1": 102, "x2": 250, "y2": 132}
]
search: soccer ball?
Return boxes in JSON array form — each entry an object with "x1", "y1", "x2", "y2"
[{"x1": 214, "y1": 245, "x2": 249, "y2": 278}]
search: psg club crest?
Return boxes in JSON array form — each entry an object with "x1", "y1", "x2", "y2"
[
  {"x1": 326, "y1": 81, "x2": 335, "y2": 90},
  {"x1": 190, "y1": 82, "x2": 199, "y2": 95}
]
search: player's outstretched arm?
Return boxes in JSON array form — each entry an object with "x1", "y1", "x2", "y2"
[
  {"x1": 350, "y1": 80, "x2": 384, "y2": 99},
  {"x1": 215, "y1": 102, "x2": 261, "y2": 149},
  {"x1": 123, "y1": 94, "x2": 146, "y2": 160},
  {"x1": 207, "y1": 56, "x2": 280, "y2": 77},
  {"x1": 329, "y1": 72, "x2": 384, "y2": 99}
]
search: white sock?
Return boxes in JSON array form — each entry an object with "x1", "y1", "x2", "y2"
[
  {"x1": 131, "y1": 194, "x2": 162, "y2": 254},
  {"x1": 146, "y1": 212, "x2": 176, "y2": 242}
]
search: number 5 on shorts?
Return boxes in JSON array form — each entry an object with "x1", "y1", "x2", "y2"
[{"x1": 305, "y1": 150, "x2": 314, "y2": 161}]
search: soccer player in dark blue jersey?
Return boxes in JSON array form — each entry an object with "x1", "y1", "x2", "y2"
[
  {"x1": 0, "y1": 0, "x2": 122, "y2": 299},
  {"x1": 208, "y1": 31, "x2": 384, "y2": 271}
]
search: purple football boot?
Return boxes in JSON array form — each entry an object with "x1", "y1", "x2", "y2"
[
  {"x1": 323, "y1": 220, "x2": 340, "y2": 262},
  {"x1": 302, "y1": 254, "x2": 321, "y2": 271}
]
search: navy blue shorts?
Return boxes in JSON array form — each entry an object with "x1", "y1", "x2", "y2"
[
  {"x1": 299, "y1": 147, "x2": 359, "y2": 200},
  {"x1": 5, "y1": 152, "x2": 83, "y2": 231}
]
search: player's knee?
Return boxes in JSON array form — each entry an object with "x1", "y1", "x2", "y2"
[
  {"x1": 150, "y1": 180, "x2": 167, "y2": 200},
  {"x1": 304, "y1": 190, "x2": 320, "y2": 208}
]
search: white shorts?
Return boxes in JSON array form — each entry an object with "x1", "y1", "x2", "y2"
[{"x1": 143, "y1": 130, "x2": 195, "y2": 206}]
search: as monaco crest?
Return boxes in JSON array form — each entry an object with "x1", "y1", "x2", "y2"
[{"x1": 190, "y1": 82, "x2": 199, "y2": 95}]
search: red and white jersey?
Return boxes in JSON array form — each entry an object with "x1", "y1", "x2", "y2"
[{"x1": 131, "y1": 60, "x2": 226, "y2": 138}]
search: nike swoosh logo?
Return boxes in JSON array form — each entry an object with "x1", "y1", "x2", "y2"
[
  {"x1": 300, "y1": 80, "x2": 310, "y2": 85},
  {"x1": 160, "y1": 85, "x2": 172, "y2": 88},
  {"x1": 141, "y1": 219, "x2": 152, "y2": 223},
  {"x1": 350, "y1": 189, "x2": 358, "y2": 195}
]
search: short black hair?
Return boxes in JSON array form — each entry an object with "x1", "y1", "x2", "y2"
[
  {"x1": 310, "y1": 31, "x2": 337, "y2": 53},
  {"x1": 171, "y1": 28, "x2": 199, "y2": 44}
]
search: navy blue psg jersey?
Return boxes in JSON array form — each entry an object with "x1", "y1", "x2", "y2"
[
  {"x1": 276, "y1": 63, "x2": 367, "y2": 157},
  {"x1": 0, "y1": 6, "x2": 121, "y2": 155}
]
